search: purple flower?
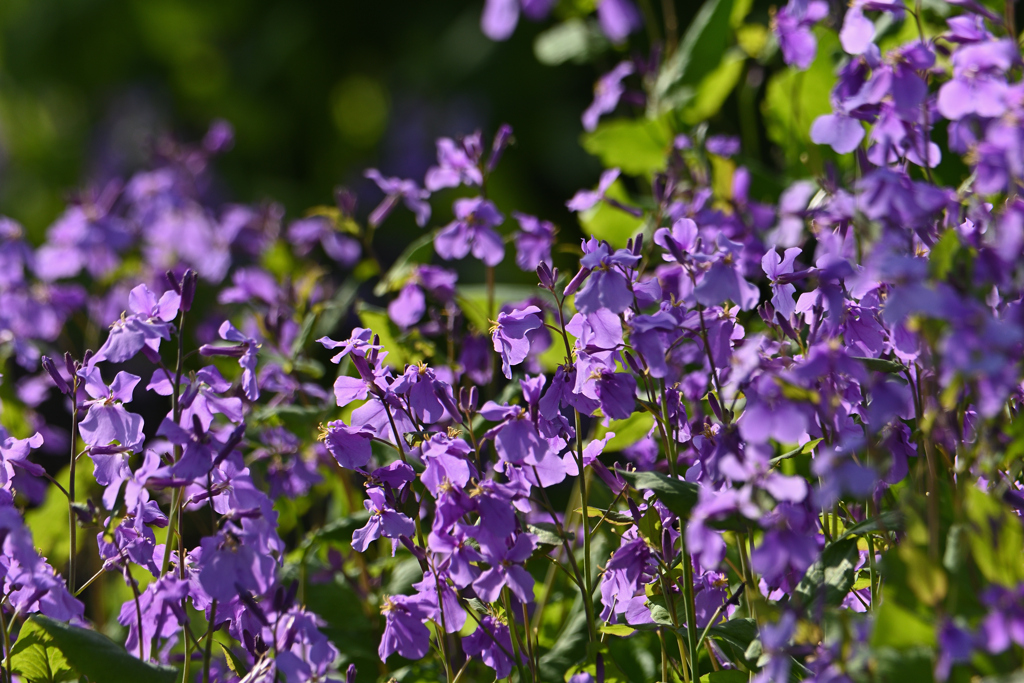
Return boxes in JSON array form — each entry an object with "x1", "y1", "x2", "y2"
[
  {"x1": 352, "y1": 486, "x2": 415, "y2": 555},
  {"x1": 936, "y1": 620, "x2": 974, "y2": 680},
  {"x1": 200, "y1": 321, "x2": 260, "y2": 400},
  {"x1": 463, "y1": 615, "x2": 520, "y2": 679},
  {"x1": 810, "y1": 113, "x2": 865, "y2": 154},
  {"x1": 600, "y1": 534, "x2": 654, "y2": 622},
  {"x1": 119, "y1": 575, "x2": 189, "y2": 660},
  {"x1": 839, "y1": 4, "x2": 875, "y2": 55},
  {"x1": 0, "y1": 505, "x2": 84, "y2": 621},
  {"x1": 425, "y1": 133, "x2": 484, "y2": 191},
  {"x1": 481, "y1": 402, "x2": 545, "y2": 464},
  {"x1": 491, "y1": 305, "x2": 543, "y2": 379},
  {"x1": 0, "y1": 432, "x2": 44, "y2": 495},
  {"x1": 596, "y1": 371, "x2": 637, "y2": 420},
  {"x1": 512, "y1": 212, "x2": 555, "y2": 271},
  {"x1": 693, "y1": 239, "x2": 760, "y2": 310},
  {"x1": 583, "y1": 61, "x2": 634, "y2": 131},
  {"x1": 390, "y1": 364, "x2": 458, "y2": 424},
  {"x1": 322, "y1": 420, "x2": 375, "y2": 470},
  {"x1": 388, "y1": 282, "x2": 427, "y2": 329},
  {"x1": 91, "y1": 284, "x2": 180, "y2": 364},
  {"x1": 428, "y1": 523, "x2": 482, "y2": 588},
  {"x1": 77, "y1": 368, "x2": 145, "y2": 453},
  {"x1": 774, "y1": 0, "x2": 829, "y2": 70},
  {"x1": 480, "y1": 0, "x2": 554, "y2": 40},
  {"x1": 567, "y1": 168, "x2": 621, "y2": 212},
  {"x1": 596, "y1": 0, "x2": 641, "y2": 43},
  {"x1": 762, "y1": 247, "x2": 802, "y2": 320},
  {"x1": 379, "y1": 593, "x2": 432, "y2": 661},
  {"x1": 197, "y1": 529, "x2": 266, "y2": 602},
  {"x1": 473, "y1": 532, "x2": 536, "y2": 603},
  {"x1": 573, "y1": 240, "x2": 641, "y2": 315},
  {"x1": 286, "y1": 216, "x2": 361, "y2": 266},
  {"x1": 706, "y1": 135, "x2": 740, "y2": 157},
  {"x1": 273, "y1": 607, "x2": 340, "y2": 683},
  {"x1": 979, "y1": 585, "x2": 1024, "y2": 653},
  {"x1": 460, "y1": 334, "x2": 495, "y2": 385},
  {"x1": 364, "y1": 169, "x2": 431, "y2": 227},
  {"x1": 148, "y1": 366, "x2": 243, "y2": 431},
  {"x1": 937, "y1": 38, "x2": 1018, "y2": 120},
  {"x1": 434, "y1": 197, "x2": 505, "y2": 266}
]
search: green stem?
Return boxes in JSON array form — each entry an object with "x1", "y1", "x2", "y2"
[
  {"x1": 0, "y1": 601, "x2": 11, "y2": 683},
  {"x1": 181, "y1": 621, "x2": 192, "y2": 683},
  {"x1": 573, "y1": 409, "x2": 597, "y2": 642},
  {"x1": 502, "y1": 589, "x2": 530, "y2": 683},
  {"x1": 203, "y1": 601, "x2": 218, "y2": 683},
  {"x1": 68, "y1": 376, "x2": 80, "y2": 593},
  {"x1": 680, "y1": 530, "x2": 700, "y2": 680}
]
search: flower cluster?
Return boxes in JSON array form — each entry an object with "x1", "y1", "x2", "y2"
[{"x1": 0, "y1": 1, "x2": 1022, "y2": 683}]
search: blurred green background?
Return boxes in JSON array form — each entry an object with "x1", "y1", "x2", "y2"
[{"x1": 0, "y1": 0, "x2": 608, "y2": 239}]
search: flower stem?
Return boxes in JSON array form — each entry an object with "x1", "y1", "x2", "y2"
[
  {"x1": 0, "y1": 600, "x2": 12, "y2": 683},
  {"x1": 68, "y1": 374, "x2": 80, "y2": 593},
  {"x1": 203, "y1": 601, "x2": 218, "y2": 683},
  {"x1": 573, "y1": 409, "x2": 597, "y2": 642}
]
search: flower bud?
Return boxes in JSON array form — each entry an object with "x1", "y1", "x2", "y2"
[
  {"x1": 486, "y1": 123, "x2": 513, "y2": 172},
  {"x1": 563, "y1": 267, "x2": 591, "y2": 297},
  {"x1": 335, "y1": 187, "x2": 357, "y2": 217},
  {"x1": 536, "y1": 262, "x2": 554, "y2": 289},
  {"x1": 165, "y1": 270, "x2": 182, "y2": 295},
  {"x1": 41, "y1": 356, "x2": 70, "y2": 394},
  {"x1": 180, "y1": 269, "x2": 197, "y2": 312},
  {"x1": 707, "y1": 391, "x2": 723, "y2": 422}
]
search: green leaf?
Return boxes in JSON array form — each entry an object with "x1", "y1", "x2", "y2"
[
  {"x1": 701, "y1": 671, "x2": 749, "y2": 683},
  {"x1": 794, "y1": 537, "x2": 859, "y2": 610},
  {"x1": 8, "y1": 619, "x2": 75, "y2": 683},
  {"x1": 456, "y1": 284, "x2": 540, "y2": 335},
  {"x1": 837, "y1": 509, "x2": 904, "y2": 540},
  {"x1": 851, "y1": 356, "x2": 908, "y2": 374},
  {"x1": 578, "y1": 507, "x2": 635, "y2": 525},
  {"x1": 539, "y1": 597, "x2": 590, "y2": 681},
  {"x1": 706, "y1": 618, "x2": 758, "y2": 651},
  {"x1": 217, "y1": 641, "x2": 250, "y2": 679},
  {"x1": 929, "y1": 229, "x2": 961, "y2": 280},
  {"x1": 577, "y1": 184, "x2": 645, "y2": 248},
  {"x1": 528, "y1": 522, "x2": 574, "y2": 549},
  {"x1": 964, "y1": 486, "x2": 1024, "y2": 586},
  {"x1": 680, "y1": 49, "x2": 746, "y2": 125},
  {"x1": 600, "y1": 623, "x2": 636, "y2": 637},
  {"x1": 770, "y1": 437, "x2": 821, "y2": 465},
  {"x1": 898, "y1": 543, "x2": 947, "y2": 606},
  {"x1": 27, "y1": 615, "x2": 178, "y2": 683},
  {"x1": 654, "y1": 0, "x2": 736, "y2": 112},
  {"x1": 594, "y1": 412, "x2": 654, "y2": 452},
  {"x1": 618, "y1": 469, "x2": 699, "y2": 519},
  {"x1": 762, "y1": 27, "x2": 839, "y2": 167},
  {"x1": 580, "y1": 117, "x2": 672, "y2": 176},
  {"x1": 874, "y1": 646, "x2": 935, "y2": 683},
  {"x1": 373, "y1": 232, "x2": 434, "y2": 297},
  {"x1": 300, "y1": 512, "x2": 370, "y2": 551},
  {"x1": 25, "y1": 465, "x2": 91, "y2": 570},
  {"x1": 533, "y1": 19, "x2": 607, "y2": 65},
  {"x1": 636, "y1": 503, "x2": 662, "y2": 543},
  {"x1": 706, "y1": 618, "x2": 759, "y2": 669},
  {"x1": 870, "y1": 600, "x2": 936, "y2": 649},
  {"x1": 357, "y1": 304, "x2": 408, "y2": 368}
]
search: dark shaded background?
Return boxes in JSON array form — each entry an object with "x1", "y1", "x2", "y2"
[{"x1": 0, "y1": 0, "x2": 611, "y2": 245}]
